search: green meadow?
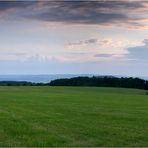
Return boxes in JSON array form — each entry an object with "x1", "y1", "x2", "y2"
[{"x1": 0, "y1": 86, "x2": 148, "y2": 147}]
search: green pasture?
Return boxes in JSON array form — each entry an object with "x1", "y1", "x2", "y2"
[{"x1": 0, "y1": 86, "x2": 148, "y2": 146}]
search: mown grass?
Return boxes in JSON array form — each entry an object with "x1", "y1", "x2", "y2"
[{"x1": 0, "y1": 86, "x2": 148, "y2": 146}]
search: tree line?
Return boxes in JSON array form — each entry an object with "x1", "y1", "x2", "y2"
[
  {"x1": 0, "y1": 76, "x2": 148, "y2": 90},
  {"x1": 0, "y1": 81, "x2": 47, "y2": 86},
  {"x1": 49, "y1": 76, "x2": 148, "y2": 90}
]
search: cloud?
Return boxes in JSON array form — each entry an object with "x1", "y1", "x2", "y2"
[
  {"x1": 127, "y1": 39, "x2": 148, "y2": 60},
  {"x1": 0, "y1": 1, "x2": 147, "y2": 29},
  {"x1": 95, "y1": 54, "x2": 113, "y2": 58},
  {"x1": 0, "y1": 36, "x2": 139, "y2": 63},
  {"x1": 67, "y1": 38, "x2": 98, "y2": 48},
  {"x1": 65, "y1": 37, "x2": 133, "y2": 62},
  {"x1": 0, "y1": 1, "x2": 35, "y2": 12},
  {"x1": 65, "y1": 36, "x2": 147, "y2": 63},
  {"x1": 66, "y1": 38, "x2": 131, "y2": 51},
  {"x1": 31, "y1": 11, "x2": 127, "y2": 25},
  {"x1": 26, "y1": 1, "x2": 142, "y2": 27},
  {"x1": 143, "y1": 39, "x2": 148, "y2": 46}
]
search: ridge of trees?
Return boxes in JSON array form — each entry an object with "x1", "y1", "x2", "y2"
[
  {"x1": 49, "y1": 76, "x2": 148, "y2": 90},
  {"x1": 0, "y1": 76, "x2": 148, "y2": 90}
]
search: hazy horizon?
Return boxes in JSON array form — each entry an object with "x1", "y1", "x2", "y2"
[
  {"x1": 0, "y1": 74, "x2": 147, "y2": 83},
  {"x1": 0, "y1": 1, "x2": 148, "y2": 75}
]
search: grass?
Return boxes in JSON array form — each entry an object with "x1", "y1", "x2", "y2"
[{"x1": 0, "y1": 86, "x2": 148, "y2": 146}]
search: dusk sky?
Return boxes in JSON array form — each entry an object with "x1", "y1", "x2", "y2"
[{"x1": 0, "y1": 1, "x2": 148, "y2": 76}]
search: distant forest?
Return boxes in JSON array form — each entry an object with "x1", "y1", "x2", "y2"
[
  {"x1": 0, "y1": 76, "x2": 148, "y2": 90},
  {"x1": 50, "y1": 76, "x2": 148, "y2": 90}
]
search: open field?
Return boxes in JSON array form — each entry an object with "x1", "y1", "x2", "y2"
[{"x1": 0, "y1": 86, "x2": 148, "y2": 147}]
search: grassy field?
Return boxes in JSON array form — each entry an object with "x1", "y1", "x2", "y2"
[{"x1": 0, "y1": 86, "x2": 148, "y2": 146}]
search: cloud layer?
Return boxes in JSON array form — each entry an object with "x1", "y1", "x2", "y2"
[{"x1": 0, "y1": 1, "x2": 147, "y2": 29}]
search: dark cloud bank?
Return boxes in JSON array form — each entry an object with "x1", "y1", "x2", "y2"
[{"x1": 0, "y1": 1, "x2": 147, "y2": 28}]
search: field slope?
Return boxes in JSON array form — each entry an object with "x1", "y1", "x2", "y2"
[{"x1": 0, "y1": 86, "x2": 148, "y2": 146}]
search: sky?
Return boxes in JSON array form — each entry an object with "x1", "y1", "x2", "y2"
[{"x1": 0, "y1": 0, "x2": 148, "y2": 76}]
